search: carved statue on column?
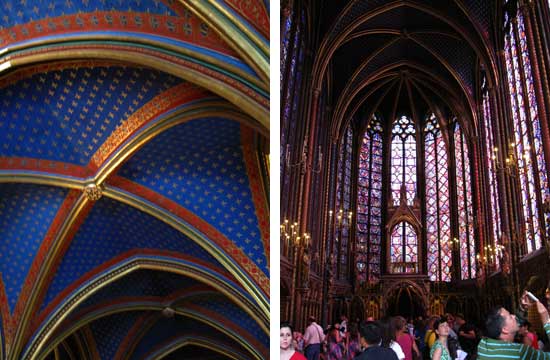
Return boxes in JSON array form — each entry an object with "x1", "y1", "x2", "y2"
[
  {"x1": 400, "y1": 184, "x2": 407, "y2": 206},
  {"x1": 476, "y1": 257, "x2": 484, "y2": 281},
  {"x1": 313, "y1": 250, "x2": 320, "y2": 271},
  {"x1": 328, "y1": 253, "x2": 336, "y2": 287},
  {"x1": 302, "y1": 249, "x2": 311, "y2": 287}
]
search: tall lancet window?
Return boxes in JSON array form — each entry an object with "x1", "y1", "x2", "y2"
[
  {"x1": 280, "y1": 9, "x2": 301, "y2": 149},
  {"x1": 482, "y1": 86, "x2": 502, "y2": 268},
  {"x1": 391, "y1": 115, "x2": 417, "y2": 206},
  {"x1": 335, "y1": 124, "x2": 353, "y2": 279},
  {"x1": 356, "y1": 115, "x2": 383, "y2": 283},
  {"x1": 454, "y1": 121, "x2": 476, "y2": 278},
  {"x1": 504, "y1": 10, "x2": 549, "y2": 252},
  {"x1": 281, "y1": 9, "x2": 305, "y2": 206},
  {"x1": 424, "y1": 113, "x2": 451, "y2": 282}
]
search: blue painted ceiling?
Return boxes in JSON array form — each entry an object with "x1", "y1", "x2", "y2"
[
  {"x1": 0, "y1": 1, "x2": 176, "y2": 29},
  {"x1": 0, "y1": 66, "x2": 181, "y2": 165},
  {"x1": 40, "y1": 196, "x2": 225, "y2": 311},
  {"x1": 0, "y1": 68, "x2": 267, "y2": 357},
  {"x1": 0, "y1": 183, "x2": 68, "y2": 312},
  {"x1": 89, "y1": 311, "x2": 142, "y2": 360},
  {"x1": 52, "y1": 272, "x2": 267, "y2": 359},
  {"x1": 0, "y1": 0, "x2": 269, "y2": 357},
  {"x1": 181, "y1": 292, "x2": 269, "y2": 349},
  {"x1": 0, "y1": 68, "x2": 267, "y2": 360},
  {"x1": 75, "y1": 270, "x2": 203, "y2": 311},
  {"x1": 129, "y1": 315, "x2": 254, "y2": 360},
  {"x1": 118, "y1": 118, "x2": 268, "y2": 275}
]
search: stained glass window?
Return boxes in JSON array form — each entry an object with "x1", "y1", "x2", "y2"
[
  {"x1": 391, "y1": 116, "x2": 416, "y2": 205},
  {"x1": 281, "y1": 10, "x2": 293, "y2": 87},
  {"x1": 390, "y1": 222, "x2": 418, "y2": 273},
  {"x1": 517, "y1": 13, "x2": 550, "y2": 244},
  {"x1": 356, "y1": 115, "x2": 383, "y2": 283},
  {"x1": 281, "y1": 9, "x2": 305, "y2": 213},
  {"x1": 335, "y1": 132, "x2": 344, "y2": 276},
  {"x1": 280, "y1": 11, "x2": 300, "y2": 151},
  {"x1": 454, "y1": 122, "x2": 476, "y2": 279},
  {"x1": 504, "y1": 11, "x2": 548, "y2": 253},
  {"x1": 482, "y1": 86, "x2": 501, "y2": 269},
  {"x1": 336, "y1": 124, "x2": 353, "y2": 279},
  {"x1": 424, "y1": 114, "x2": 452, "y2": 282}
]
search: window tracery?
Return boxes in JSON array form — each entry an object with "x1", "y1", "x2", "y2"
[{"x1": 391, "y1": 115, "x2": 417, "y2": 206}]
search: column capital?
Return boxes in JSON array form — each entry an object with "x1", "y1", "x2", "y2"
[{"x1": 518, "y1": 0, "x2": 535, "y2": 14}]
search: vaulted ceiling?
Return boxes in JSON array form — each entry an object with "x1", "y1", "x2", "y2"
[
  {"x1": 310, "y1": 0, "x2": 496, "y2": 138},
  {"x1": 0, "y1": 1, "x2": 269, "y2": 359}
]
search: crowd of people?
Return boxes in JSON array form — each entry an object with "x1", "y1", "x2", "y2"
[{"x1": 281, "y1": 290, "x2": 550, "y2": 359}]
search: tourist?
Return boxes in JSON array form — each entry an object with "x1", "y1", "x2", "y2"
[
  {"x1": 477, "y1": 292, "x2": 550, "y2": 359},
  {"x1": 282, "y1": 322, "x2": 307, "y2": 360},
  {"x1": 395, "y1": 316, "x2": 420, "y2": 360},
  {"x1": 518, "y1": 320, "x2": 539, "y2": 349},
  {"x1": 346, "y1": 322, "x2": 361, "y2": 360},
  {"x1": 430, "y1": 317, "x2": 452, "y2": 360},
  {"x1": 414, "y1": 317, "x2": 427, "y2": 358},
  {"x1": 294, "y1": 331, "x2": 305, "y2": 352},
  {"x1": 456, "y1": 313, "x2": 477, "y2": 359},
  {"x1": 380, "y1": 317, "x2": 405, "y2": 359},
  {"x1": 326, "y1": 327, "x2": 344, "y2": 359},
  {"x1": 355, "y1": 322, "x2": 398, "y2": 360},
  {"x1": 304, "y1": 316, "x2": 325, "y2": 360},
  {"x1": 424, "y1": 315, "x2": 439, "y2": 358}
]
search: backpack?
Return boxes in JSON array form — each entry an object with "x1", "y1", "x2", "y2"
[{"x1": 448, "y1": 336, "x2": 459, "y2": 360}]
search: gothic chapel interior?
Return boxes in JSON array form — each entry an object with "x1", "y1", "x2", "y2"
[
  {"x1": 0, "y1": 1, "x2": 269, "y2": 359},
  {"x1": 281, "y1": 0, "x2": 550, "y2": 331}
]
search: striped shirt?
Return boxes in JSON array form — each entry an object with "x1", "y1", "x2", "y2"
[{"x1": 477, "y1": 323, "x2": 550, "y2": 359}]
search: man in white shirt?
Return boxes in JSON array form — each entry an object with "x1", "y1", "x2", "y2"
[{"x1": 303, "y1": 316, "x2": 325, "y2": 360}]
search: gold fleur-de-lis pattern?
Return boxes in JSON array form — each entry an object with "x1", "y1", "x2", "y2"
[{"x1": 0, "y1": 66, "x2": 180, "y2": 165}]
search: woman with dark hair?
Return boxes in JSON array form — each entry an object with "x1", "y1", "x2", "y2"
[
  {"x1": 282, "y1": 322, "x2": 307, "y2": 360},
  {"x1": 380, "y1": 317, "x2": 405, "y2": 359},
  {"x1": 430, "y1": 317, "x2": 452, "y2": 360}
]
